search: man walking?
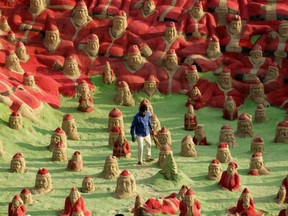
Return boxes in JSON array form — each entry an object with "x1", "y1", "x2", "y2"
[{"x1": 130, "y1": 104, "x2": 154, "y2": 165}]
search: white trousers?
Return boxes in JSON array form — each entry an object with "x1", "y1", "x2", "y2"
[{"x1": 136, "y1": 134, "x2": 152, "y2": 162}]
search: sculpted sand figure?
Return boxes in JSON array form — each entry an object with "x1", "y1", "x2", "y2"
[
  {"x1": 9, "y1": 112, "x2": 22, "y2": 130},
  {"x1": 58, "y1": 187, "x2": 91, "y2": 216},
  {"x1": 113, "y1": 130, "x2": 131, "y2": 158},
  {"x1": 157, "y1": 144, "x2": 173, "y2": 169},
  {"x1": 115, "y1": 170, "x2": 136, "y2": 199},
  {"x1": 184, "y1": 104, "x2": 198, "y2": 131},
  {"x1": 102, "y1": 61, "x2": 115, "y2": 84},
  {"x1": 223, "y1": 96, "x2": 238, "y2": 121},
  {"x1": 193, "y1": 125, "x2": 209, "y2": 145},
  {"x1": 207, "y1": 159, "x2": 222, "y2": 180},
  {"x1": 142, "y1": 75, "x2": 159, "y2": 96},
  {"x1": 8, "y1": 195, "x2": 26, "y2": 216},
  {"x1": 218, "y1": 162, "x2": 241, "y2": 191},
  {"x1": 15, "y1": 42, "x2": 30, "y2": 62},
  {"x1": 108, "y1": 107, "x2": 124, "y2": 132},
  {"x1": 162, "y1": 153, "x2": 178, "y2": 180},
  {"x1": 10, "y1": 152, "x2": 27, "y2": 173},
  {"x1": 52, "y1": 142, "x2": 67, "y2": 162},
  {"x1": 179, "y1": 189, "x2": 201, "y2": 216},
  {"x1": 254, "y1": 104, "x2": 267, "y2": 123},
  {"x1": 32, "y1": 168, "x2": 53, "y2": 194},
  {"x1": 77, "y1": 80, "x2": 94, "y2": 113},
  {"x1": 151, "y1": 113, "x2": 161, "y2": 134},
  {"x1": 277, "y1": 175, "x2": 288, "y2": 204},
  {"x1": 236, "y1": 112, "x2": 254, "y2": 138},
  {"x1": 157, "y1": 127, "x2": 172, "y2": 146},
  {"x1": 67, "y1": 151, "x2": 83, "y2": 172},
  {"x1": 62, "y1": 114, "x2": 80, "y2": 141},
  {"x1": 48, "y1": 127, "x2": 67, "y2": 151},
  {"x1": 180, "y1": 135, "x2": 197, "y2": 157},
  {"x1": 219, "y1": 124, "x2": 237, "y2": 148},
  {"x1": 108, "y1": 126, "x2": 122, "y2": 147},
  {"x1": 250, "y1": 137, "x2": 264, "y2": 153},
  {"x1": 274, "y1": 121, "x2": 288, "y2": 143},
  {"x1": 81, "y1": 176, "x2": 95, "y2": 193},
  {"x1": 114, "y1": 81, "x2": 135, "y2": 106},
  {"x1": 216, "y1": 142, "x2": 233, "y2": 163},
  {"x1": 5, "y1": 50, "x2": 24, "y2": 74},
  {"x1": 248, "y1": 152, "x2": 270, "y2": 176},
  {"x1": 101, "y1": 155, "x2": 120, "y2": 179},
  {"x1": 249, "y1": 78, "x2": 270, "y2": 107},
  {"x1": 20, "y1": 188, "x2": 33, "y2": 205}
]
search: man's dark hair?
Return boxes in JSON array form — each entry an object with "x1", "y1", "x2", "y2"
[{"x1": 139, "y1": 104, "x2": 148, "y2": 113}]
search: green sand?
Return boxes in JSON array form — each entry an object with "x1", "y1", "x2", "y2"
[{"x1": 0, "y1": 74, "x2": 286, "y2": 216}]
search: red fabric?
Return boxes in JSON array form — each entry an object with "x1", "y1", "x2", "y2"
[
  {"x1": 267, "y1": 87, "x2": 288, "y2": 109},
  {"x1": 8, "y1": 203, "x2": 26, "y2": 216},
  {"x1": 59, "y1": 196, "x2": 91, "y2": 216},
  {"x1": 113, "y1": 140, "x2": 131, "y2": 157},
  {"x1": 77, "y1": 50, "x2": 103, "y2": 73},
  {"x1": 179, "y1": 199, "x2": 201, "y2": 216},
  {"x1": 218, "y1": 170, "x2": 241, "y2": 191}
]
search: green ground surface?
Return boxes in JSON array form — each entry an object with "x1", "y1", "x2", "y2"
[{"x1": 0, "y1": 74, "x2": 286, "y2": 216}]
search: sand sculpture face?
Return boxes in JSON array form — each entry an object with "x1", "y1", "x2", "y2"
[
  {"x1": 180, "y1": 135, "x2": 197, "y2": 157},
  {"x1": 33, "y1": 168, "x2": 53, "y2": 194},
  {"x1": 20, "y1": 188, "x2": 33, "y2": 205},
  {"x1": 208, "y1": 161, "x2": 222, "y2": 180},
  {"x1": 228, "y1": 20, "x2": 242, "y2": 35},
  {"x1": 10, "y1": 153, "x2": 26, "y2": 173},
  {"x1": 115, "y1": 170, "x2": 136, "y2": 199},
  {"x1": 81, "y1": 176, "x2": 95, "y2": 193},
  {"x1": 9, "y1": 113, "x2": 23, "y2": 130}
]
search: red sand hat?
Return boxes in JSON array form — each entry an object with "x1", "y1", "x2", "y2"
[
  {"x1": 54, "y1": 127, "x2": 66, "y2": 135},
  {"x1": 185, "y1": 189, "x2": 194, "y2": 195},
  {"x1": 110, "y1": 126, "x2": 122, "y2": 133},
  {"x1": 37, "y1": 168, "x2": 49, "y2": 175},
  {"x1": 166, "y1": 22, "x2": 175, "y2": 28},
  {"x1": 109, "y1": 107, "x2": 123, "y2": 118},
  {"x1": 88, "y1": 34, "x2": 98, "y2": 41},
  {"x1": 128, "y1": 45, "x2": 140, "y2": 54},
  {"x1": 73, "y1": 151, "x2": 81, "y2": 156},
  {"x1": 209, "y1": 35, "x2": 219, "y2": 43},
  {"x1": 105, "y1": 155, "x2": 117, "y2": 163},
  {"x1": 120, "y1": 169, "x2": 130, "y2": 176},
  {"x1": 182, "y1": 135, "x2": 192, "y2": 142},
  {"x1": 13, "y1": 152, "x2": 23, "y2": 158},
  {"x1": 166, "y1": 49, "x2": 177, "y2": 57},
  {"x1": 10, "y1": 112, "x2": 20, "y2": 117},
  {"x1": 159, "y1": 127, "x2": 169, "y2": 134},
  {"x1": 210, "y1": 159, "x2": 221, "y2": 165},
  {"x1": 250, "y1": 44, "x2": 262, "y2": 53},
  {"x1": 63, "y1": 114, "x2": 74, "y2": 121},
  {"x1": 75, "y1": 0, "x2": 87, "y2": 9},
  {"x1": 139, "y1": 99, "x2": 151, "y2": 106},
  {"x1": 238, "y1": 113, "x2": 251, "y2": 121},
  {"x1": 242, "y1": 188, "x2": 250, "y2": 194},
  {"x1": 252, "y1": 137, "x2": 264, "y2": 144},
  {"x1": 251, "y1": 152, "x2": 262, "y2": 159},
  {"x1": 117, "y1": 81, "x2": 129, "y2": 88},
  {"x1": 277, "y1": 120, "x2": 288, "y2": 129},
  {"x1": 218, "y1": 142, "x2": 228, "y2": 148},
  {"x1": 20, "y1": 188, "x2": 31, "y2": 195},
  {"x1": 228, "y1": 161, "x2": 238, "y2": 168},
  {"x1": 160, "y1": 144, "x2": 172, "y2": 152},
  {"x1": 221, "y1": 124, "x2": 233, "y2": 131}
]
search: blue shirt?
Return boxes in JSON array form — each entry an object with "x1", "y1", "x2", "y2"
[{"x1": 130, "y1": 111, "x2": 153, "y2": 138}]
